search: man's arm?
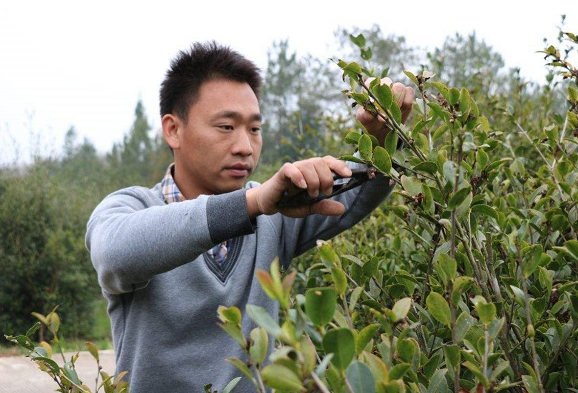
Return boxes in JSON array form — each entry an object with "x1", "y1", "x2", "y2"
[{"x1": 86, "y1": 187, "x2": 255, "y2": 295}]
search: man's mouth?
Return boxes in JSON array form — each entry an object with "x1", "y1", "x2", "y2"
[{"x1": 225, "y1": 164, "x2": 252, "y2": 177}]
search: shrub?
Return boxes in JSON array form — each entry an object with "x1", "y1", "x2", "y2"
[{"x1": 218, "y1": 28, "x2": 578, "y2": 393}]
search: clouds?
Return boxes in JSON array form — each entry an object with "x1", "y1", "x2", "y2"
[{"x1": 0, "y1": 0, "x2": 574, "y2": 165}]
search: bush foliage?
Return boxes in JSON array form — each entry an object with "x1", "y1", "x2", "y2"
[{"x1": 218, "y1": 29, "x2": 578, "y2": 393}]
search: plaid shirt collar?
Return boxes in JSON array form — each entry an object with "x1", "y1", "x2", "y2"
[{"x1": 160, "y1": 163, "x2": 185, "y2": 204}]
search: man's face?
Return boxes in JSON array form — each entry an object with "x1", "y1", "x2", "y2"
[{"x1": 167, "y1": 79, "x2": 262, "y2": 199}]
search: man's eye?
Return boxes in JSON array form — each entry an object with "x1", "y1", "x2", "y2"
[
  {"x1": 250, "y1": 126, "x2": 261, "y2": 133},
  {"x1": 218, "y1": 125, "x2": 234, "y2": 131}
]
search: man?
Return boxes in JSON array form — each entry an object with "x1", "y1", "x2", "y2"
[{"x1": 86, "y1": 41, "x2": 414, "y2": 392}]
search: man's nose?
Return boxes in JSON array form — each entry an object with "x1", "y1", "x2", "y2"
[{"x1": 232, "y1": 129, "x2": 254, "y2": 156}]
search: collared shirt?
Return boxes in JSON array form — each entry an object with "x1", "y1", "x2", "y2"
[{"x1": 161, "y1": 163, "x2": 185, "y2": 204}]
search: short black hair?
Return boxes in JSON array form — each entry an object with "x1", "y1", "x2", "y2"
[{"x1": 159, "y1": 41, "x2": 263, "y2": 122}]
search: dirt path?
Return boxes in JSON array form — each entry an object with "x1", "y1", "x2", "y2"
[{"x1": 0, "y1": 350, "x2": 116, "y2": 393}]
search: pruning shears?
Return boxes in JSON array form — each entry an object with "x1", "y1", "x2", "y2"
[{"x1": 276, "y1": 166, "x2": 378, "y2": 208}]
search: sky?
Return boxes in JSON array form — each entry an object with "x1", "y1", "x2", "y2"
[{"x1": 0, "y1": 0, "x2": 575, "y2": 165}]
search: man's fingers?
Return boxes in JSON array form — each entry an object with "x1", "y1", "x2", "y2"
[
  {"x1": 309, "y1": 199, "x2": 345, "y2": 216},
  {"x1": 293, "y1": 157, "x2": 345, "y2": 198},
  {"x1": 280, "y1": 162, "x2": 307, "y2": 190},
  {"x1": 392, "y1": 83, "x2": 415, "y2": 123}
]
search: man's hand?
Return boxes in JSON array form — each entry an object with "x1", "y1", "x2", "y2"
[
  {"x1": 356, "y1": 77, "x2": 415, "y2": 146},
  {"x1": 246, "y1": 156, "x2": 352, "y2": 218}
]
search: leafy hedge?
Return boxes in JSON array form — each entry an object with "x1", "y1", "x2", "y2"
[{"x1": 217, "y1": 30, "x2": 578, "y2": 393}]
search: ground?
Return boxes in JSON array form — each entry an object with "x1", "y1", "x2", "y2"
[{"x1": 0, "y1": 350, "x2": 115, "y2": 392}]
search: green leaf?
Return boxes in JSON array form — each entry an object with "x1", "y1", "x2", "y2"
[
  {"x1": 344, "y1": 131, "x2": 362, "y2": 145},
  {"x1": 448, "y1": 186, "x2": 471, "y2": 209},
  {"x1": 488, "y1": 317, "x2": 505, "y2": 341},
  {"x1": 331, "y1": 267, "x2": 348, "y2": 296},
  {"x1": 477, "y1": 149, "x2": 489, "y2": 168},
  {"x1": 358, "y1": 134, "x2": 373, "y2": 161},
  {"x1": 455, "y1": 312, "x2": 475, "y2": 343},
  {"x1": 390, "y1": 102, "x2": 402, "y2": 124},
  {"x1": 373, "y1": 146, "x2": 391, "y2": 174},
  {"x1": 30, "y1": 312, "x2": 49, "y2": 327},
  {"x1": 471, "y1": 204, "x2": 498, "y2": 219},
  {"x1": 522, "y1": 244, "x2": 543, "y2": 278},
  {"x1": 428, "y1": 102, "x2": 450, "y2": 120},
  {"x1": 46, "y1": 312, "x2": 60, "y2": 335},
  {"x1": 438, "y1": 254, "x2": 457, "y2": 284},
  {"x1": 222, "y1": 377, "x2": 242, "y2": 393},
  {"x1": 25, "y1": 322, "x2": 41, "y2": 338},
  {"x1": 463, "y1": 361, "x2": 489, "y2": 385},
  {"x1": 389, "y1": 362, "x2": 411, "y2": 380},
  {"x1": 346, "y1": 361, "x2": 376, "y2": 393},
  {"x1": 343, "y1": 61, "x2": 362, "y2": 75},
  {"x1": 403, "y1": 70, "x2": 419, "y2": 86},
  {"x1": 451, "y1": 276, "x2": 474, "y2": 305},
  {"x1": 477, "y1": 302, "x2": 496, "y2": 326},
  {"x1": 261, "y1": 363, "x2": 305, "y2": 392},
  {"x1": 448, "y1": 87, "x2": 460, "y2": 105},
  {"x1": 384, "y1": 131, "x2": 398, "y2": 156},
  {"x1": 62, "y1": 361, "x2": 81, "y2": 385},
  {"x1": 491, "y1": 360, "x2": 511, "y2": 381},
  {"x1": 356, "y1": 324, "x2": 380, "y2": 354},
  {"x1": 455, "y1": 190, "x2": 473, "y2": 218},
  {"x1": 392, "y1": 297, "x2": 412, "y2": 322},
  {"x1": 426, "y1": 292, "x2": 451, "y2": 327},
  {"x1": 317, "y1": 241, "x2": 341, "y2": 269},
  {"x1": 412, "y1": 161, "x2": 438, "y2": 175},
  {"x1": 372, "y1": 83, "x2": 393, "y2": 110},
  {"x1": 442, "y1": 160, "x2": 457, "y2": 185},
  {"x1": 305, "y1": 287, "x2": 337, "y2": 327},
  {"x1": 30, "y1": 356, "x2": 61, "y2": 374},
  {"x1": 218, "y1": 305, "x2": 242, "y2": 325},
  {"x1": 349, "y1": 286, "x2": 364, "y2": 311},
  {"x1": 349, "y1": 34, "x2": 366, "y2": 48},
  {"x1": 340, "y1": 155, "x2": 368, "y2": 165},
  {"x1": 522, "y1": 374, "x2": 540, "y2": 393},
  {"x1": 323, "y1": 328, "x2": 356, "y2": 370},
  {"x1": 85, "y1": 342, "x2": 100, "y2": 362},
  {"x1": 246, "y1": 304, "x2": 282, "y2": 337},
  {"x1": 459, "y1": 88, "x2": 471, "y2": 115},
  {"x1": 255, "y1": 269, "x2": 280, "y2": 301},
  {"x1": 396, "y1": 338, "x2": 417, "y2": 363},
  {"x1": 485, "y1": 158, "x2": 512, "y2": 172},
  {"x1": 564, "y1": 240, "x2": 578, "y2": 260},
  {"x1": 443, "y1": 344, "x2": 460, "y2": 368},
  {"x1": 227, "y1": 358, "x2": 255, "y2": 382},
  {"x1": 509, "y1": 285, "x2": 526, "y2": 307},
  {"x1": 219, "y1": 320, "x2": 246, "y2": 348},
  {"x1": 249, "y1": 327, "x2": 268, "y2": 366},
  {"x1": 400, "y1": 175, "x2": 422, "y2": 196},
  {"x1": 428, "y1": 369, "x2": 449, "y2": 392},
  {"x1": 422, "y1": 352, "x2": 443, "y2": 379}
]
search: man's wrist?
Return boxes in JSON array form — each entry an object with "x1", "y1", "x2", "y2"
[{"x1": 246, "y1": 187, "x2": 262, "y2": 219}]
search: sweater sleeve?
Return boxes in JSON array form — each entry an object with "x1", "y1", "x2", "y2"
[{"x1": 85, "y1": 186, "x2": 255, "y2": 295}]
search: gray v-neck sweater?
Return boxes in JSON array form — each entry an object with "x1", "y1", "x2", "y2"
[{"x1": 85, "y1": 171, "x2": 394, "y2": 392}]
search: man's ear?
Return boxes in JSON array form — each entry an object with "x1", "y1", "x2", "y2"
[{"x1": 162, "y1": 114, "x2": 181, "y2": 150}]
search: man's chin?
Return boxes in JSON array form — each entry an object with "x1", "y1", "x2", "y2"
[{"x1": 215, "y1": 179, "x2": 248, "y2": 194}]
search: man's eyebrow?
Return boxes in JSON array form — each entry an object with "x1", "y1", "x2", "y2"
[{"x1": 212, "y1": 110, "x2": 262, "y2": 122}]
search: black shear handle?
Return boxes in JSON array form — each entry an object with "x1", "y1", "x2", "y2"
[{"x1": 275, "y1": 166, "x2": 377, "y2": 208}]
